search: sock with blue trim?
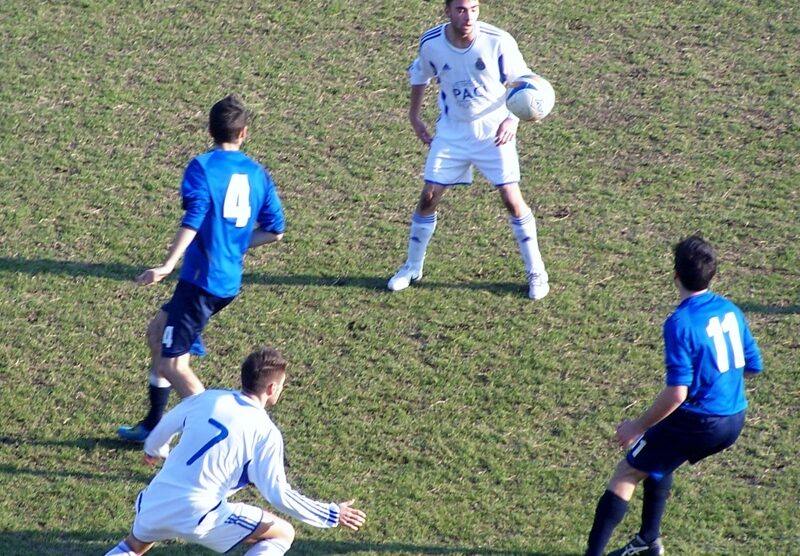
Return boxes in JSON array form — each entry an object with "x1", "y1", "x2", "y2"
[
  {"x1": 244, "y1": 538, "x2": 292, "y2": 556},
  {"x1": 509, "y1": 210, "x2": 545, "y2": 275},
  {"x1": 104, "y1": 541, "x2": 136, "y2": 556},
  {"x1": 405, "y1": 212, "x2": 437, "y2": 270},
  {"x1": 639, "y1": 473, "x2": 673, "y2": 543},
  {"x1": 585, "y1": 490, "x2": 629, "y2": 556}
]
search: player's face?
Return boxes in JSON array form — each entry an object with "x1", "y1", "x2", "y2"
[
  {"x1": 445, "y1": 0, "x2": 479, "y2": 39},
  {"x1": 266, "y1": 373, "x2": 286, "y2": 407}
]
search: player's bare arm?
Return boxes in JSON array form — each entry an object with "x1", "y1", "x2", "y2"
[
  {"x1": 337, "y1": 499, "x2": 367, "y2": 531},
  {"x1": 249, "y1": 229, "x2": 284, "y2": 248},
  {"x1": 136, "y1": 226, "x2": 197, "y2": 286},
  {"x1": 615, "y1": 385, "x2": 688, "y2": 449},
  {"x1": 409, "y1": 84, "x2": 432, "y2": 145}
]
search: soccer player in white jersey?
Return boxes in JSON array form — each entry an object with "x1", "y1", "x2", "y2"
[
  {"x1": 387, "y1": 0, "x2": 550, "y2": 299},
  {"x1": 105, "y1": 347, "x2": 366, "y2": 556}
]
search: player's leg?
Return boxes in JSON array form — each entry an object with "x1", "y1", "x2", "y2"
[
  {"x1": 475, "y1": 137, "x2": 549, "y2": 299},
  {"x1": 388, "y1": 182, "x2": 445, "y2": 291},
  {"x1": 159, "y1": 353, "x2": 203, "y2": 399},
  {"x1": 599, "y1": 411, "x2": 701, "y2": 556},
  {"x1": 103, "y1": 533, "x2": 154, "y2": 556},
  {"x1": 388, "y1": 135, "x2": 471, "y2": 291},
  {"x1": 497, "y1": 183, "x2": 549, "y2": 299},
  {"x1": 637, "y1": 473, "x2": 674, "y2": 547},
  {"x1": 242, "y1": 511, "x2": 296, "y2": 555},
  {"x1": 584, "y1": 459, "x2": 648, "y2": 556},
  {"x1": 155, "y1": 282, "x2": 235, "y2": 399},
  {"x1": 118, "y1": 310, "x2": 172, "y2": 442}
]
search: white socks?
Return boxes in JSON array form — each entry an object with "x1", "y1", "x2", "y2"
[
  {"x1": 509, "y1": 210, "x2": 546, "y2": 275},
  {"x1": 104, "y1": 541, "x2": 136, "y2": 556},
  {"x1": 244, "y1": 538, "x2": 292, "y2": 556},
  {"x1": 406, "y1": 212, "x2": 437, "y2": 269}
]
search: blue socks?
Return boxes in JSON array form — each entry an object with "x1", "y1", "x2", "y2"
[
  {"x1": 585, "y1": 490, "x2": 629, "y2": 556},
  {"x1": 639, "y1": 473, "x2": 673, "y2": 543}
]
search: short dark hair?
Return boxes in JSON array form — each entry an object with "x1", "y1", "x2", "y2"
[
  {"x1": 674, "y1": 235, "x2": 717, "y2": 291},
  {"x1": 241, "y1": 347, "x2": 287, "y2": 395},
  {"x1": 209, "y1": 95, "x2": 249, "y2": 144}
]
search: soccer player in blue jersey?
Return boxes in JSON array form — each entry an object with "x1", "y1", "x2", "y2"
[
  {"x1": 118, "y1": 96, "x2": 286, "y2": 442},
  {"x1": 583, "y1": 236, "x2": 763, "y2": 556},
  {"x1": 105, "y1": 347, "x2": 366, "y2": 556},
  {"x1": 387, "y1": 0, "x2": 551, "y2": 300}
]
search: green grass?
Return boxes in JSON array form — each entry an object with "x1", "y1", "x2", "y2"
[{"x1": 1, "y1": 1, "x2": 798, "y2": 554}]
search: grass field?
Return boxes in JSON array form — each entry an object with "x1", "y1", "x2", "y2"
[{"x1": 1, "y1": 1, "x2": 798, "y2": 555}]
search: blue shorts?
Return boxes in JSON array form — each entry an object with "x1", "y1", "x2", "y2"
[
  {"x1": 627, "y1": 409, "x2": 746, "y2": 481},
  {"x1": 160, "y1": 280, "x2": 235, "y2": 358}
]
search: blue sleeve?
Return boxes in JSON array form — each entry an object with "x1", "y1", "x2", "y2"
[
  {"x1": 740, "y1": 312, "x2": 763, "y2": 374},
  {"x1": 663, "y1": 317, "x2": 694, "y2": 386},
  {"x1": 257, "y1": 170, "x2": 285, "y2": 234},
  {"x1": 180, "y1": 159, "x2": 210, "y2": 231}
]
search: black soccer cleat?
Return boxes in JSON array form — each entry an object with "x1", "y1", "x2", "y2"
[{"x1": 608, "y1": 534, "x2": 665, "y2": 556}]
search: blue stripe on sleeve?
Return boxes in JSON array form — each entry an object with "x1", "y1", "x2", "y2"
[{"x1": 285, "y1": 490, "x2": 331, "y2": 523}]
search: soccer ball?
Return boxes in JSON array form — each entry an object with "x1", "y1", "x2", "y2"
[{"x1": 506, "y1": 74, "x2": 555, "y2": 122}]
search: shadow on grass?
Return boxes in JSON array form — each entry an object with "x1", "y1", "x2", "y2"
[
  {"x1": 0, "y1": 531, "x2": 574, "y2": 556},
  {"x1": 0, "y1": 434, "x2": 141, "y2": 452},
  {"x1": 736, "y1": 301, "x2": 800, "y2": 315},
  {"x1": 0, "y1": 257, "x2": 524, "y2": 295}
]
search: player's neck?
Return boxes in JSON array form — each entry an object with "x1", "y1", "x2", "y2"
[
  {"x1": 242, "y1": 390, "x2": 268, "y2": 408},
  {"x1": 679, "y1": 287, "x2": 709, "y2": 302},
  {"x1": 445, "y1": 23, "x2": 476, "y2": 49},
  {"x1": 216, "y1": 141, "x2": 241, "y2": 151}
]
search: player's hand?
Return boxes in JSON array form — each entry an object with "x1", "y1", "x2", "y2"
[
  {"x1": 135, "y1": 265, "x2": 173, "y2": 286},
  {"x1": 410, "y1": 116, "x2": 432, "y2": 146},
  {"x1": 337, "y1": 499, "x2": 366, "y2": 531},
  {"x1": 615, "y1": 419, "x2": 644, "y2": 449},
  {"x1": 143, "y1": 454, "x2": 160, "y2": 466},
  {"x1": 495, "y1": 117, "x2": 519, "y2": 146}
]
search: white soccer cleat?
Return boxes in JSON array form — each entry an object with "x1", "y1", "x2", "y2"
[
  {"x1": 527, "y1": 271, "x2": 550, "y2": 300},
  {"x1": 387, "y1": 264, "x2": 423, "y2": 291}
]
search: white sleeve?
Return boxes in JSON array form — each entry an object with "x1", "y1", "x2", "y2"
[
  {"x1": 501, "y1": 33, "x2": 535, "y2": 84},
  {"x1": 408, "y1": 55, "x2": 435, "y2": 86},
  {"x1": 142, "y1": 397, "x2": 190, "y2": 459},
  {"x1": 251, "y1": 429, "x2": 340, "y2": 528}
]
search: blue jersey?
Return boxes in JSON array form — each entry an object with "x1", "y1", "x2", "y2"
[
  {"x1": 179, "y1": 149, "x2": 285, "y2": 298},
  {"x1": 663, "y1": 291, "x2": 762, "y2": 416}
]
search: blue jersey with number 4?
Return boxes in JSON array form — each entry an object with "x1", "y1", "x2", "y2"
[
  {"x1": 663, "y1": 291, "x2": 762, "y2": 416},
  {"x1": 179, "y1": 149, "x2": 285, "y2": 298}
]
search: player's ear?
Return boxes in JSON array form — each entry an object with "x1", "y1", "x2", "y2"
[{"x1": 239, "y1": 126, "x2": 248, "y2": 141}]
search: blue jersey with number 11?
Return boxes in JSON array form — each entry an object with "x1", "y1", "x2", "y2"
[
  {"x1": 179, "y1": 149, "x2": 285, "y2": 298},
  {"x1": 663, "y1": 291, "x2": 762, "y2": 416}
]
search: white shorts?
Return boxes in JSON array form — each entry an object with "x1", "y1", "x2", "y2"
[
  {"x1": 132, "y1": 489, "x2": 264, "y2": 553},
  {"x1": 424, "y1": 116, "x2": 520, "y2": 187}
]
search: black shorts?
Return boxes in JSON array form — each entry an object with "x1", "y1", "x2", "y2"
[
  {"x1": 160, "y1": 280, "x2": 235, "y2": 358},
  {"x1": 626, "y1": 408, "x2": 746, "y2": 481}
]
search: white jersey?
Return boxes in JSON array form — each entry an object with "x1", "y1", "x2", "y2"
[
  {"x1": 408, "y1": 22, "x2": 534, "y2": 127},
  {"x1": 142, "y1": 389, "x2": 339, "y2": 531}
]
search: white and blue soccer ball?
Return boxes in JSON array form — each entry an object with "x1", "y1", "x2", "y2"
[{"x1": 506, "y1": 74, "x2": 555, "y2": 122}]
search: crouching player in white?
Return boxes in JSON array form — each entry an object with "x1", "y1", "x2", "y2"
[
  {"x1": 105, "y1": 347, "x2": 366, "y2": 556},
  {"x1": 388, "y1": 0, "x2": 550, "y2": 299}
]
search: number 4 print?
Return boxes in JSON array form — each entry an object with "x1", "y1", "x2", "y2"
[
  {"x1": 223, "y1": 174, "x2": 252, "y2": 228},
  {"x1": 705, "y1": 312, "x2": 745, "y2": 373}
]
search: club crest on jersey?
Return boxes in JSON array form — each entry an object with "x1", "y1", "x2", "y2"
[{"x1": 475, "y1": 57, "x2": 486, "y2": 70}]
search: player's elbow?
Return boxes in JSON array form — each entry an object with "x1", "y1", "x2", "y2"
[{"x1": 668, "y1": 385, "x2": 689, "y2": 405}]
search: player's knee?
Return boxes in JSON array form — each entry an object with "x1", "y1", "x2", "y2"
[
  {"x1": 417, "y1": 187, "x2": 442, "y2": 214},
  {"x1": 146, "y1": 314, "x2": 166, "y2": 350},
  {"x1": 267, "y1": 517, "x2": 295, "y2": 544}
]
